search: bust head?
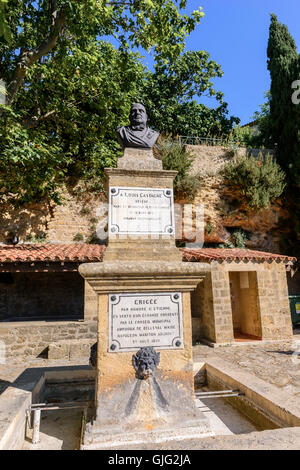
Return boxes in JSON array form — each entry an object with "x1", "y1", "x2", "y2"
[
  {"x1": 129, "y1": 103, "x2": 147, "y2": 129},
  {"x1": 116, "y1": 103, "x2": 159, "y2": 149}
]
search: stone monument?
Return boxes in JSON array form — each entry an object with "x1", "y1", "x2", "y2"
[{"x1": 79, "y1": 104, "x2": 211, "y2": 448}]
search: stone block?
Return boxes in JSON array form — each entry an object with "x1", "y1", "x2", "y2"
[
  {"x1": 48, "y1": 342, "x2": 69, "y2": 360},
  {"x1": 69, "y1": 340, "x2": 94, "y2": 360}
]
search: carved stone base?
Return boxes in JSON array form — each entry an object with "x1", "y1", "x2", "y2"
[
  {"x1": 117, "y1": 148, "x2": 162, "y2": 171},
  {"x1": 103, "y1": 240, "x2": 182, "y2": 262},
  {"x1": 81, "y1": 418, "x2": 213, "y2": 449},
  {"x1": 81, "y1": 369, "x2": 212, "y2": 449}
]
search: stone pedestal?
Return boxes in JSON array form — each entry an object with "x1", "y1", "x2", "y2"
[
  {"x1": 104, "y1": 149, "x2": 180, "y2": 262},
  {"x1": 79, "y1": 148, "x2": 211, "y2": 448},
  {"x1": 117, "y1": 147, "x2": 163, "y2": 171},
  {"x1": 79, "y1": 261, "x2": 211, "y2": 448}
]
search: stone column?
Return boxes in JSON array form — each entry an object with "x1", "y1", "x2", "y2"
[{"x1": 257, "y1": 262, "x2": 293, "y2": 340}]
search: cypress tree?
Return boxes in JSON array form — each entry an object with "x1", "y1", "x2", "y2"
[
  {"x1": 267, "y1": 14, "x2": 300, "y2": 184},
  {"x1": 267, "y1": 14, "x2": 300, "y2": 257}
]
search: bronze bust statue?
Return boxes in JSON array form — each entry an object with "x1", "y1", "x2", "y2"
[{"x1": 116, "y1": 103, "x2": 159, "y2": 149}]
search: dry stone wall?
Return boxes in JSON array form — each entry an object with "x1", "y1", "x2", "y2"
[
  {"x1": 0, "y1": 185, "x2": 107, "y2": 244},
  {"x1": 0, "y1": 319, "x2": 97, "y2": 359}
]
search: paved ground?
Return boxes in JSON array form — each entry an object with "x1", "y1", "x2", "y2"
[
  {"x1": 1, "y1": 337, "x2": 300, "y2": 450},
  {"x1": 22, "y1": 409, "x2": 83, "y2": 450},
  {"x1": 107, "y1": 427, "x2": 300, "y2": 450},
  {"x1": 1, "y1": 336, "x2": 300, "y2": 396},
  {"x1": 193, "y1": 338, "x2": 300, "y2": 396},
  {"x1": 22, "y1": 393, "x2": 259, "y2": 450},
  {"x1": 0, "y1": 357, "x2": 89, "y2": 395}
]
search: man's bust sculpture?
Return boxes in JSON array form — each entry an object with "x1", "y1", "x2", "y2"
[{"x1": 116, "y1": 103, "x2": 159, "y2": 149}]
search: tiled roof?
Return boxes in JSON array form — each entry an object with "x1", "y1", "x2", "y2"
[
  {"x1": 181, "y1": 248, "x2": 296, "y2": 263},
  {"x1": 0, "y1": 244, "x2": 296, "y2": 264},
  {"x1": 0, "y1": 243, "x2": 106, "y2": 263}
]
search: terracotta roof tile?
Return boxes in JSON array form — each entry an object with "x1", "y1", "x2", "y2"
[
  {"x1": 181, "y1": 247, "x2": 296, "y2": 263},
  {"x1": 0, "y1": 244, "x2": 296, "y2": 264},
  {"x1": 0, "y1": 243, "x2": 105, "y2": 263}
]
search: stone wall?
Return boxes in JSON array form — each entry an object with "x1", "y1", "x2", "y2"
[
  {"x1": 0, "y1": 185, "x2": 107, "y2": 244},
  {"x1": 186, "y1": 144, "x2": 274, "y2": 178},
  {"x1": 84, "y1": 280, "x2": 98, "y2": 321},
  {"x1": 191, "y1": 260, "x2": 293, "y2": 344},
  {"x1": 0, "y1": 319, "x2": 97, "y2": 359},
  {"x1": 229, "y1": 272, "x2": 242, "y2": 331},
  {"x1": 192, "y1": 273, "x2": 215, "y2": 343},
  {"x1": 186, "y1": 145, "x2": 292, "y2": 255},
  {"x1": 0, "y1": 145, "x2": 292, "y2": 258},
  {"x1": 0, "y1": 271, "x2": 84, "y2": 321},
  {"x1": 210, "y1": 263, "x2": 234, "y2": 343}
]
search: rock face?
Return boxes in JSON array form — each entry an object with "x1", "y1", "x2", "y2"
[{"x1": 182, "y1": 145, "x2": 291, "y2": 253}]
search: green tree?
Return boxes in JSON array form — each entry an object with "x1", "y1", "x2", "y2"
[
  {"x1": 1, "y1": 0, "x2": 204, "y2": 108},
  {"x1": 0, "y1": 0, "x2": 204, "y2": 204},
  {"x1": 0, "y1": 1, "x2": 238, "y2": 206},
  {"x1": 0, "y1": 0, "x2": 11, "y2": 42},
  {"x1": 266, "y1": 14, "x2": 300, "y2": 259},
  {"x1": 252, "y1": 91, "x2": 272, "y2": 144},
  {"x1": 0, "y1": 43, "x2": 145, "y2": 204},
  {"x1": 267, "y1": 14, "x2": 300, "y2": 183},
  {"x1": 141, "y1": 50, "x2": 239, "y2": 137}
]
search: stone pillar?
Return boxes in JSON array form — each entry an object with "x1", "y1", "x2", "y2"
[
  {"x1": 193, "y1": 263, "x2": 234, "y2": 345},
  {"x1": 210, "y1": 265, "x2": 234, "y2": 343},
  {"x1": 84, "y1": 280, "x2": 98, "y2": 321},
  {"x1": 257, "y1": 263, "x2": 293, "y2": 340}
]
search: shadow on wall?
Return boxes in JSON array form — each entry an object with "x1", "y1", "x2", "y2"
[
  {"x1": 0, "y1": 272, "x2": 84, "y2": 322},
  {"x1": 0, "y1": 185, "x2": 107, "y2": 244},
  {"x1": 0, "y1": 200, "x2": 50, "y2": 244}
]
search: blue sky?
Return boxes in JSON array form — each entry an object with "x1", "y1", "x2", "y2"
[
  {"x1": 183, "y1": 0, "x2": 300, "y2": 124},
  {"x1": 142, "y1": 0, "x2": 300, "y2": 125}
]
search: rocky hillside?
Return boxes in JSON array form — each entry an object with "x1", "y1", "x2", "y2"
[{"x1": 183, "y1": 145, "x2": 291, "y2": 253}]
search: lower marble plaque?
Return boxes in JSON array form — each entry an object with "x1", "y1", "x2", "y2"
[{"x1": 108, "y1": 292, "x2": 183, "y2": 352}]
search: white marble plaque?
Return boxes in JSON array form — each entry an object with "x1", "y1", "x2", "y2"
[
  {"x1": 109, "y1": 187, "x2": 174, "y2": 235},
  {"x1": 108, "y1": 292, "x2": 183, "y2": 352}
]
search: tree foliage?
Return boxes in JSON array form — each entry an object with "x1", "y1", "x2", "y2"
[
  {"x1": 1, "y1": 0, "x2": 204, "y2": 107},
  {"x1": 0, "y1": 0, "x2": 11, "y2": 42},
  {"x1": 251, "y1": 91, "x2": 273, "y2": 147},
  {"x1": 157, "y1": 138, "x2": 199, "y2": 200},
  {"x1": 267, "y1": 14, "x2": 300, "y2": 185},
  {"x1": 0, "y1": 0, "x2": 203, "y2": 204},
  {"x1": 231, "y1": 125, "x2": 259, "y2": 148},
  {"x1": 266, "y1": 14, "x2": 300, "y2": 259},
  {"x1": 0, "y1": 1, "x2": 237, "y2": 205},
  {"x1": 141, "y1": 50, "x2": 239, "y2": 137}
]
